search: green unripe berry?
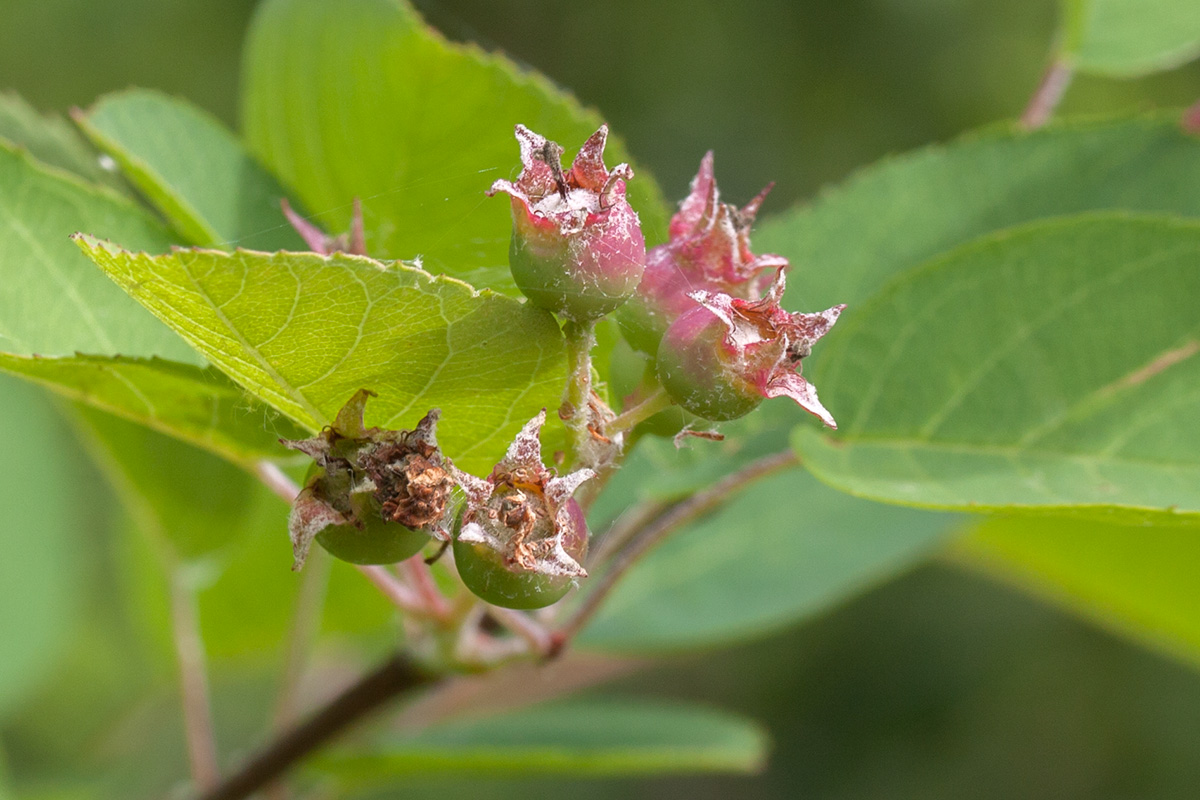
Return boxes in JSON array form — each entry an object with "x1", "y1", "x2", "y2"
[
  {"x1": 452, "y1": 498, "x2": 588, "y2": 609},
  {"x1": 305, "y1": 464, "x2": 429, "y2": 565}
]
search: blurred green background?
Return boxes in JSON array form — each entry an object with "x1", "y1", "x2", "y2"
[{"x1": 3, "y1": 0, "x2": 1200, "y2": 798}]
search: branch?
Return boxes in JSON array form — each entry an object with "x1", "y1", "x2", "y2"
[
  {"x1": 1021, "y1": 58, "x2": 1073, "y2": 129},
  {"x1": 194, "y1": 654, "x2": 437, "y2": 800},
  {"x1": 170, "y1": 571, "x2": 220, "y2": 791},
  {"x1": 255, "y1": 460, "x2": 300, "y2": 504},
  {"x1": 554, "y1": 449, "x2": 799, "y2": 647}
]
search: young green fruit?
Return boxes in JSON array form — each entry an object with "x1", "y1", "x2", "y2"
[
  {"x1": 303, "y1": 464, "x2": 429, "y2": 565},
  {"x1": 282, "y1": 391, "x2": 454, "y2": 569},
  {"x1": 489, "y1": 124, "x2": 646, "y2": 323},
  {"x1": 451, "y1": 410, "x2": 594, "y2": 609},
  {"x1": 453, "y1": 498, "x2": 588, "y2": 609},
  {"x1": 618, "y1": 151, "x2": 784, "y2": 354},
  {"x1": 656, "y1": 269, "x2": 844, "y2": 425}
]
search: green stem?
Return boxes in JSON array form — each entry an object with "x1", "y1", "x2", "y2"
[
  {"x1": 607, "y1": 387, "x2": 672, "y2": 437},
  {"x1": 170, "y1": 569, "x2": 220, "y2": 792},
  {"x1": 561, "y1": 320, "x2": 597, "y2": 465}
]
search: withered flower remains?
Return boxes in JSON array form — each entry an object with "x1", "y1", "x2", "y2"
[
  {"x1": 488, "y1": 124, "x2": 646, "y2": 323},
  {"x1": 620, "y1": 151, "x2": 786, "y2": 354},
  {"x1": 282, "y1": 390, "x2": 454, "y2": 569},
  {"x1": 452, "y1": 410, "x2": 594, "y2": 609},
  {"x1": 657, "y1": 269, "x2": 844, "y2": 425}
]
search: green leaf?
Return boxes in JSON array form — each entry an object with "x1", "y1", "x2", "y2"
[
  {"x1": 754, "y1": 115, "x2": 1200, "y2": 318},
  {"x1": 795, "y1": 215, "x2": 1200, "y2": 522},
  {"x1": 72, "y1": 405, "x2": 263, "y2": 561},
  {"x1": 959, "y1": 515, "x2": 1200, "y2": 665},
  {"x1": 314, "y1": 698, "x2": 767, "y2": 783},
  {"x1": 0, "y1": 354, "x2": 302, "y2": 464},
  {"x1": 76, "y1": 89, "x2": 306, "y2": 251},
  {"x1": 1060, "y1": 0, "x2": 1200, "y2": 77},
  {"x1": 0, "y1": 376, "x2": 80, "y2": 718},
  {"x1": 581, "y1": 467, "x2": 954, "y2": 652},
  {"x1": 240, "y1": 0, "x2": 668, "y2": 294},
  {"x1": 0, "y1": 144, "x2": 197, "y2": 362},
  {"x1": 0, "y1": 92, "x2": 120, "y2": 190},
  {"x1": 75, "y1": 238, "x2": 566, "y2": 474}
]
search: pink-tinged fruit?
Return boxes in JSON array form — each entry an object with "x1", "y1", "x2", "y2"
[
  {"x1": 619, "y1": 152, "x2": 786, "y2": 354},
  {"x1": 452, "y1": 410, "x2": 594, "y2": 609},
  {"x1": 656, "y1": 269, "x2": 844, "y2": 424},
  {"x1": 489, "y1": 125, "x2": 646, "y2": 323}
]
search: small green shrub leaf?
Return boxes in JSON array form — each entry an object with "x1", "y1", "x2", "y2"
[
  {"x1": 73, "y1": 406, "x2": 263, "y2": 562},
  {"x1": 960, "y1": 515, "x2": 1200, "y2": 665},
  {"x1": 75, "y1": 237, "x2": 566, "y2": 474},
  {"x1": 0, "y1": 376, "x2": 79, "y2": 717},
  {"x1": 0, "y1": 144, "x2": 195, "y2": 362},
  {"x1": 76, "y1": 89, "x2": 305, "y2": 251},
  {"x1": 795, "y1": 215, "x2": 1200, "y2": 522},
  {"x1": 582, "y1": 466, "x2": 955, "y2": 652},
  {"x1": 240, "y1": 0, "x2": 668, "y2": 294},
  {"x1": 0, "y1": 91, "x2": 120, "y2": 190},
  {"x1": 0, "y1": 354, "x2": 302, "y2": 464},
  {"x1": 755, "y1": 115, "x2": 1200, "y2": 318},
  {"x1": 1060, "y1": 0, "x2": 1200, "y2": 77},
  {"x1": 314, "y1": 698, "x2": 768, "y2": 782}
]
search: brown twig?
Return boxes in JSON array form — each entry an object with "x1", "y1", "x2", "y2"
[
  {"x1": 553, "y1": 450, "x2": 799, "y2": 648},
  {"x1": 194, "y1": 654, "x2": 436, "y2": 800}
]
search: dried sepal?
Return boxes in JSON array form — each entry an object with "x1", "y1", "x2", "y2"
[
  {"x1": 658, "y1": 269, "x2": 844, "y2": 425},
  {"x1": 286, "y1": 484, "x2": 350, "y2": 568},
  {"x1": 619, "y1": 152, "x2": 787, "y2": 353},
  {"x1": 488, "y1": 124, "x2": 646, "y2": 322},
  {"x1": 280, "y1": 391, "x2": 454, "y2": 568},
  {"x1": 454, "y1": 410, "x2": 594, "y2": 579},
  {"x1": 282, "y1": 197, "x2": 368, "y2": 256}
]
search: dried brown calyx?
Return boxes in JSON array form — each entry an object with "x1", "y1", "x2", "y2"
[
  {"x1": 455, "y1": 410, "x2": 594, "y2": 578},
  {"x1": 280, "y1": 389, "x2": 455, "y2": 568}
]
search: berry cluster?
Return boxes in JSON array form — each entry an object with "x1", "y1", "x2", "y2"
[{"x1": 282, "y1": 125, "x2": 844, "y2": 609}]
